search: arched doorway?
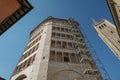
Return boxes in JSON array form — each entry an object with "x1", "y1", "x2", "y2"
[
  {"x1": 50, "y1": 70, "x2": 84, "y2": 80},
  {"x1": 15, "y1": 74, "x2": 27, "y2": 80}
]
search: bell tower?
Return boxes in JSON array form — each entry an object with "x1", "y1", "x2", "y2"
[{"x1": 11, "y1": 17, "x2": 105, "y2": 80}]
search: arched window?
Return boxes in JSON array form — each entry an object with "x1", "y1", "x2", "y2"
[
  {"x1": 99, "y1": 26, "x2": 102, "y2": 29},
  {"x1": 101, "y1": 25, "x2": 104, "y2": 28},
  {"x1": 103, "y1": 24, "x2": 106, "y2": 27},
  {"x1": 15, "y1": 74, "x2": 27, "y2": 80}
]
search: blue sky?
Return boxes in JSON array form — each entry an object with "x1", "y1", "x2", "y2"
[{"x1": 0, "y1": 0, "x2": 120, "y2": 80}]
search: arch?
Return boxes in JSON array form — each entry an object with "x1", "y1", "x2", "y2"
[
  {"x1": 49, "y1": 69, "x2": 84, "y2": 80},
  {"x1": 15, "y1": 74, "x2": 27, "y2": 80}
]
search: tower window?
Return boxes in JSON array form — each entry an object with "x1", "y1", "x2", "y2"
[
  {"x1": 101, "y1": 25, "x2": 104, "y2": 28},
  {"x1": 50, "y1": 51, "x2": 55, "y2": 61},
  {"x1": 99, "y1": 26, "x2": 102, "y2": 29},
  {"x1": 57, "y1": 52, "x2": 62, "y2": 62},
  {"x1": 43, "y1": 56, "x2": 45, "y2": 59},
  {"x1": 103, "y1": 24, "x2": 106, "y2": 26},
  {"x1": 62, "y1": 42, "x2": 66, "y2": 48},
  {"x1": 70, "y1": 54, "x2": 77, "y2": 63},
  {"x1": 64, "y1": 57, "x2": 69, "y2": 62}
]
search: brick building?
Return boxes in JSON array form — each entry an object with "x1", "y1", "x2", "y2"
[
  {"x1": 0, "y1": 0, "x2": 32, "y2": 35},
  {"x1": 0, "y1": 77, "x2": 5, "y2": 80}
]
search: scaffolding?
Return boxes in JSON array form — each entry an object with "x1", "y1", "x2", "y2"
[{"x1": 68, "y1": 18, "x2": 111, "y2": 80}]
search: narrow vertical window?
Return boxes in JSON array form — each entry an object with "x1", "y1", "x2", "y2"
[
  {"x1": 64, "y1": 57, "x2": 69, "y2": 62},
  {"x1": 103, "y1": 24, "x2": 106, "y2": 27},
  {"x1": 50, "y1": 51, "x2": 55, "y2": 61},
  {"x1": 99, "y1": 26, "x2": 102, "y2": 29},
  {"x1": 63, "y1": 52, "x2": 69, "y2": 62}
]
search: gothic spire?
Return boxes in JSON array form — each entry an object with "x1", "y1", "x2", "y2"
[{"x1": 92, "y1": 18, "x2": 100, "y2": 25}]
